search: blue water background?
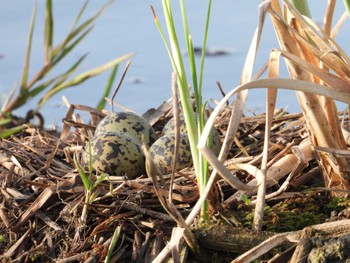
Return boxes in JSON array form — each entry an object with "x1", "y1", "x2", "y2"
[{"x1": 0, "y1": 1, "x2": 349, "y2": 127}]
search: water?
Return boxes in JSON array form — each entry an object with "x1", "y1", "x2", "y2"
[{"x1": 0, "y1": 1, "x2": 349, "y2": 127}]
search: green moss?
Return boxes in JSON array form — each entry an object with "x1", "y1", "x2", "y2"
[
  {"x1": 243, "y1": 197, "x2": 327, "y2": 232},
  {"x1": 326, "y1": 197, "x2": 350, "y2": 212}
]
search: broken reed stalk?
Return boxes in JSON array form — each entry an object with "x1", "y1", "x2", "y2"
[{"x1": 268, "y1": 0, "x2": 350, "y2": 196}]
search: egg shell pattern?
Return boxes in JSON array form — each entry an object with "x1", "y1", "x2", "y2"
[
  {"x1": 162, "y1": 115, "x2": 222, "y2": 155},
  {"x1": 95, "y1": 112, "x2": 156, "y2": 147},
  {"x1": 149, "y1": 133, "x2": 192, "y2": 174},
  {"x1": 84, "y1": 132, "x2": 145, "y2": 178},
  {"x1": 162, "y1": 114, "x2": 191, "y2": 135}
]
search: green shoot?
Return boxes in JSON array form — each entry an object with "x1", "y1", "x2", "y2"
[
  {"x1": 152, "y1": 0, "x2": 213, "y2": 219},
  {"x1": 96, "y1": 65, "x2": 119, "y2": 111},
  {"x1": 20, "y1": 2, "x2": 36, "y2": 89},
  {"x1": 104, "y1": 226, "x2": 122, "y2": 263},
  {"x1": 74, "y1": 141, "x2": 108, "y2": 223},
  {"x1": 241, "y1": 194, "x2": 251, "y2": 206}
]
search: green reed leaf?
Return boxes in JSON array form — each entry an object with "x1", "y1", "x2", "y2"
[
  {"x1": 343, "y1": 0, "x2": 350, "y2": 16},
  {"x1": 20, "y1": 2, "x2": 36, "y2": 90},
  {"x1": 92, "y1": 173, "x2": 108, "y2": 190},
  {"x1": 105, "y1": 226, "x2": 122, "y2": 263},
  {"x1": 9, "y1": 54, "x2": 88, "y2": 111},
  {"x1": 44, "y1": 0, "x2": 53, "y2": 63},
  {"x1": 37, "y1": 53, "x2": 133, "y2": 109},
  {"x1": 0, "y1": 126, "x2": 24, "y2": 139},
  {"x1": 51, "y1": 0, "x2": 112, "y2": 59},
  {"x1": 291, "y1": 0, "x2": 312, "y2": 17},
  {"x1": 96, "y1": 65, "x2": 119, "y2": 111},
  {"x1": 52, "y1": 27, "x2": 93, "y2": 67}
]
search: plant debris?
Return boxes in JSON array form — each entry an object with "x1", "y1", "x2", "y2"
[{"x1": 1, "y1": 102, "x2": 350, "y2": 262}]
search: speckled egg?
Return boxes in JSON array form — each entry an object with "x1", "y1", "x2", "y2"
[
  {"x1": 83, "y1": 132, "x2": 145, "y2": 178},
  {"x1": 95, "y1": 112, "x2": 156, "y2": 147},
  {"x1": 149, "y1": 133, "x2": 192, "y2": 174},
  {"x1": 162, "y1": 114, "x2": 192, "y2": 135},
  {"x1": 162, "y1": 115, "x2": 222, "y2": 155}
]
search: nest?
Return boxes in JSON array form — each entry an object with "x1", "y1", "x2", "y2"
[{"x1": 1, "y1": 102, "x2": 348, "y2": 262}]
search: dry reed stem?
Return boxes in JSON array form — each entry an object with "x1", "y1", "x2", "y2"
[
  {"x1": 230, "y1": 138, "x2": 313, "y2": 201},
  {"x1": 268, "y1": 0, "x2": 350, "y2": 195}
]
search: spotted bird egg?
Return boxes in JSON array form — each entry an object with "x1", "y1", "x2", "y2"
[
  {"x1": 95, "y1": 111, "x2": 156, "y2": 147},
  {"x1": 162, "y1": 115, "x2": 222, "y2": 155},
  {"x1": 84, "y1": 132, "x2": 145, "y2": 178},
  {"x1": 149, "y1": 133, "x2": 192, "y2": 174}
]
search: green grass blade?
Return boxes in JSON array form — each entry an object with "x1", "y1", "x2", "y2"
[
  {"x1": 155, "y1": 1, "x2": 214, "y2": 220},
  {"x1": 29, "y1": 54, "x2": 87, "y2": 102},
  {"x1": 71, "y1": 0, "x2": 89, "y2": 30},
  {"x1": 343, "y1": 0, "x2": 350, "y2": 16},
  {"x1": 0, "y1": 126, "x2": 24, "y2": 139},
  {"x1": 157, "y1": 1, "x2": 200, "y2": 194},
  {"x1": 104, "y1": 226, "x2": 121, "y2": 263},
  {"x1": 179, "y1": 0, "x2": 191, "y2": 51},
  {"x1": 44, "y1": 0, "x2": 53, "y2": 63},
  {"x1": 199, "y1": 0, "x2": 212, "y2": 94},
  {"x1": 151, "y1": 6, "x2": 182, "y2": 81},
  {"x1": 20, "y1": 2, "x2": 36, "y2": 90},
  {"x1": 11, "y1": 54, "x2": 88, "y2": 111},
  {"x1": 161, "y1": 0, "x2": 198, "y2": 148},
  {"x1": 74, "y1": 152, "x2": 91, "y2": 191},
  {"x1": 57, "y1": 53, "x2": 133, "y2": 89},
  {"x1": 37, "y1": 53, "x2": 133, "y2": 108},
  {"x1": 291, "y1": 0, "x2": 312, "y2": 17},
  {"x1": 51, "y1": 1, "x2": 112, "y2": 59},
  {"x1": 33, "y1": 54, "x2": 87, "y2": 109},
  {"x1": 162, "y1": 1, "x2": 188, "y2": 86},
  {"x1": 52, "y1": 26, "x2": 93, "y2": 65},
  {"x1": 187, "y1": 36, "x2": 199, "y2": 103},
  {"x1": 77, "y1": 165, "x2": 90, "y2": 190},
  {"x1": 49, "y1": 54, "x2": 88, "y2": 87},
  {"x1": 197, "y1": 2, "x2": 212, "y2": 196},
  {"x1": 96, "y1": 65, "x2": 118, "y2": 111},
  {"x1": 0, "y1": 118, "x2": 12, "y2": 126},
  {"x1": 15, "y1": 79, "x2": 58, "y2": 110},
  {"x1": 92, "y1": 173, "x2": 108, "y2": 190},
  {"x1": 179, "y1": 0, "x2": 199, "y2": 99},
  {"x1": 187, "y1": 36, "x2": 203, "y2": 134},
  {"x1": 51, "y1": 22, "x2": 93, "y2": 59}
]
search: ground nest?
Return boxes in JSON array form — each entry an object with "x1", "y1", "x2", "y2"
[{"x1": 1, "y1": 102, "x2": 350, "y2": 262}]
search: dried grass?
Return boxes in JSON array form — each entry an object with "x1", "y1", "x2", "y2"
[{"x1": 1, "y1": 100, "x2": 341, "y2": 262}]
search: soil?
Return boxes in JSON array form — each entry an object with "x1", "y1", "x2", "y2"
[{"x1": 1, "y1": 102, "x2": 350, "y2": 263}]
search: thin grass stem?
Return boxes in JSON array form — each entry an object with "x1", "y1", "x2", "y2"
[
  {"x1": 44, "y1": 0, "x2": 53, "y2": 64},
  {"x1": 20, "y1": 2, "x2": 36, "y2": 90}
]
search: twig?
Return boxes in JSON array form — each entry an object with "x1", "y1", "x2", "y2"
[
  {"x1": 111, "y1": 60, "x2": 132, "y2": 113},
  {"x1": 56, "y1": 251, "x2": 94, "y2": 263},
  {"x1": 143, "y1": 143, "x2": 203, "y2": 262},
  {"x1": 254, "y1": 145, "x2": 308, "y2": 203},
  {"x1": 3, "y1": 222, "x2": 34, "y2": 258},
  {"x1": 170, "y1": 71, "x2": 180, "y2": 201}
]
